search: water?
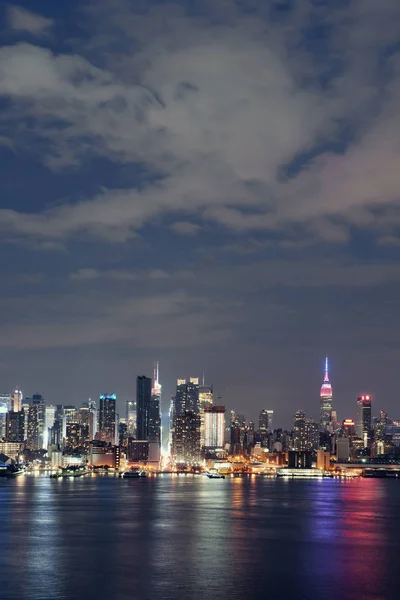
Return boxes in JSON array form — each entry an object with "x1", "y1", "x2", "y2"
[{"x1": 0, "y1": 475, "x2": 399, "y2": 600}]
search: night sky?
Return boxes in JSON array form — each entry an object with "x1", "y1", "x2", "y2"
[{"x1": 0, "y1": 0, "x2": 400, "y2": 427}]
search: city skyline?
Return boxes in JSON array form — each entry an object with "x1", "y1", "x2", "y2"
[
  {"x1": 1, "y1": 1, "x2": 400, "y2": 428},
  {"x1": 0, "y1": 356, "x2": 394, "y2": 431}
]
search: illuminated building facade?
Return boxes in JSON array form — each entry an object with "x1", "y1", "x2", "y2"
[
  {"x1": 127, "y1": 439, "x2": 149, "y2": 462},
  {"x1": 43, "y1": 405, "x2": 56, "y2": 449},
  {"x1": 10, "y1": 388, "x2": 22, "y2": 413},
  {"x1": 0, "y1": 397, "x2": 8, "y2": 440},
  {"x1": 356, "y1": 395, "x2": 372, "y2": 446},
  {"x1": 173, "y1": 411, "x2": 201, "y2": 464},
  {"x1": 259, "y1": 409, "x2": 269, "y2": 433},
  {"x1": 66, "y1": 423, "x2": 90, "y2": 450},
  {"x1": 199, "y1": 384, "x2": 213, "y2": 448},
  {"x1": 342, "y1": 418, "x2": 356, "y2": 440},
  {"x1": 204, "y1": 406, "x2": 225, "y2": 451},
  {"x1": 5, "y1": 411, "x2": 24, "y2": 443},
  {"x1": 293, "y1": 410, "x2": 307, "y2": 451},
  {"x1": 126, "y1": 400, "x2": 136, "y2": 437},
  {"x1": 99, "y1": 393, "x2": 116, "y2": 445},
  {"x1": 320, "y1": 356, "x2": 333, "y2": 431},
  {"x1": 148, "y1": 363, "x2": 161, "y2": 446}
]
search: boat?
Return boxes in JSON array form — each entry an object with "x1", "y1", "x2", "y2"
[
  {"x1": 0, "y1": 463, "x2": 25, "y2": 477},
  {"x1": 206, "y1": 470, "x2": 225, "y2": 479},
  {"x1": 120, "y1": 469, "x2": 147, "y2": 478}
]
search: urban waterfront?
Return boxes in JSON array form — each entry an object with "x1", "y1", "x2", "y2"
[{"x1": 1, "y1": 476, "x2": 399, "y2": 600}]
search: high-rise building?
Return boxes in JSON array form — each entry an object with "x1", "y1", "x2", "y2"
[
  {"x1": 87, "y1": 399, "x2": 97, "y2": 441},
  {"x1": 320, "y1": 356, "x2": 333, "y2": 431},
  {"x1": 304, "y1": 418, "x2": 319, "y2": 453},
  {"x1": 204, "y1": 406, "x2": 225, "y2": 451},
  {"x1": 10, "y1": 388, "x2": 22, "y2": 413},
  {"x1": 293, "y1": 410, "x2": 307, "y2": 451},
  {"x1": 0, "y1": 398, "x2": 8, "y2": 440},
  {"x1": 173, "y1": 411, "x2": 201, "y2": 464},
  {"x1": 99, "y1": 394, "x2": 116, "y2": 445},
  {"x1": 126, "y1": 400, "x2": 136, "y2": 437},
  {"x1": 266, "y1": 410, "x2": 274, "y2": 432},
  {"x1": 199, "y1": 383, "x2": 213, "y2": 448},
  {"x1": 43, "y1": 405, "x2": 56, "y2": 449},
  {"x1": 175, "y1": 378, "x2": 200, "y2": 417},
  {"x1": 25, "y1": 394, "x2": 45, "y2": 450},
  {"x1": 5, "y1": 411, "x2": 24, "y2": 442},
  {"x1": 65, "y1": 423, "x2": 89, "y2": 450},
  {"x1": 148, "y1": 363, "x2": 161, "y2": 446},
  {"x1": 259, "y1": 409, "x2": 269, "y2": 433},
  {"x1": 356, "y1": 395, "x2": 372, "y2": 446},
  {"x1": 136, "y1": 376, "x2": 151, "y2": 441},
  {"x1": 342, "y1": 418, "x2": 356, "y2": 439}
]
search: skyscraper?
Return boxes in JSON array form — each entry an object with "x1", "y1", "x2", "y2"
[
  {"x1": 10, "y1": 388, "x2": 22, "y2": 413},
  {"x1": 136, "y1": 376, "x2": 151, "y2": 440},
  {"x1": 199, "y1": 383, "x2": 213, "y2": 448},
  {"x1": 293, "y1": 410, "x2": 307, "y2": 451},
  {"x1": 320, "y1": 356, "x2": 333, "y2": 431},
  {"x1": 126, "y1": 400, "x2": 136, "y2": 437},
  {"x1": 356, "y1": 395, "x2": 372, "y2": 446},
  {"x1": 5, "y1": 411, "x2": 24, "y2": 442},
  {"x1": 204, "y1": 406, "x2": 225, "y2": 451},
  {"x1": 259, "y1": 410, "x2": 269, "y2": 433},
  {"x1": 99, "y1": 394, "x2": 116, "y2": 445},
  {"x1": 148, "y1": 363, "x2": 161, "y2": 445},
  {"x1": 26, "y1": 394, "x2": 45, "y2": 450},
  {"x1": 175, "y1": 378, "x2": 200, "y2": 416},
  {"x1": 43, "y1": 405, "x2": 56, "y2": 449},
  {"x1": 173, "y1": 411, "x2": 201, "y2": 464}
]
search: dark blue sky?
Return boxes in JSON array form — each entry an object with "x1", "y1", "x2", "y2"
[{"x1": 0, "y1": 0, "x2": 400, "y2": 426}]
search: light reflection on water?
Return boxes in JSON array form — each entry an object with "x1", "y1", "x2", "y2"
[{"x1": 0, "y1": 476, "x2": 399, "y2": 600}]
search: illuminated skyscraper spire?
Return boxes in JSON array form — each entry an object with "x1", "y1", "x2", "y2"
[
  {"x1": 324, "y1": 355, "x2": 329, "y2": 383},
  {"x1": 320, "y1": 355, "x2": 333, "y2": 432}
]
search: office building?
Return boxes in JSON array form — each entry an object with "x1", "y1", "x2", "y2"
[
  {"x1": 99, "y1": 394, "x2": 116, "y2": 445},
  {"x1": 126, "y1": 400, "x2": 136, "y2": 437},
  {"x1": 266, "y1": 410, "x2": 274, "y2": 432},
  {"x1": 342, "y1": 418, "x2": 356, "y2": 440},
  {"x1": 320, "y1": 356, "x2": 333, "y2": 431},
  {"x1": 204, "y1": 406, "x2": 225, "y2": 451},
  {"x1": 259, "y1": 409, "x2": 269, "y2": 433},
  {"x1": 175, "y1": 378, "x2": 200, "y2": 417},
  {"x1": 293, "y1": 410, "x2": 307, "y2": 451},
  {"x1": 356, "y1": 395, "x2": 372, "y2": 446},
  {"x1": 127, "y1": 439, "x2": 149, "y2": 462},
  {"x1": 304, "y1": 418, "x2": 319, "y2": 453},
  {"x1": 89, "y1": 441, "x2": 116, "y2": 467},
  {"x1": 137, "y1": 376, "x2": 152, "y2": 441},
  {"x1": 148, "y1": 363, "x2": 162, "y2": 448},
  {"x1": 43, "y1": 405, "x2": 56, "y2": 450},
  {"x1": 288, "y1": 450, "x2": 312, "y2": 469},
  {"x1": 173, "y1": 411, "x2": 201, "y2": 464},
  {"x1": 0, "y1": 401, "x2": 7, "y2": 440},
  {"x1": 336, "y1": 437, "x2": 350, "y2": 461},
  {"x1": 6, "y1": 411, "x2": 24, "y2": 443},
  {"x1": 199, "y1": 383, "x2": 213, "y2": 448},
  {"x1": 65, "y1": 423, "x2": 90, "y2": 450},
  {"x1": 10, "y1": 388, "x2": 22, "y2": 413}
]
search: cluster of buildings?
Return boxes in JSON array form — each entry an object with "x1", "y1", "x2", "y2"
[
  {"x1": 290, "y1": 357, "x2": 400, "y2": 464},
  {"x1": 0, "y1": 356, "x2": 399, "y2": 472}
]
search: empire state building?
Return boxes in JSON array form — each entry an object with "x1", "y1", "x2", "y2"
[{"x1": 320, "y1": 356, "x2": 333, "y2": 431}]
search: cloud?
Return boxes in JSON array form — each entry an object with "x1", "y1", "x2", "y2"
[
  {"x1": 171, "y1": 221, "x2": 201, "y2": 236},
  {"x1": 0, "y1": 1, "x2": 399, "y2": 247},
  {"x1": 7, "y1": 6, "x2": 54, "y2": 36}
]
